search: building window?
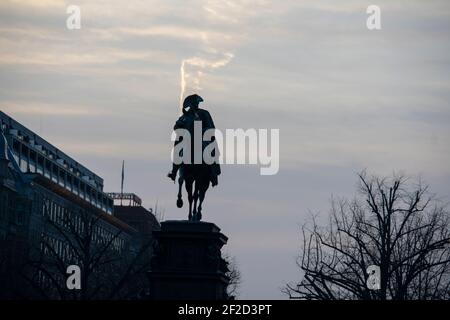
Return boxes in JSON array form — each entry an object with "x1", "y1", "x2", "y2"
[
  {"x1": 12, "y1": 139, "x2": 20, "y2": 153},
  {"x1": 0, "y1": 193, "x2": 7, "y2": 221},
  {"x1": 37, "y1": 155, "x2": 44, "y2": 174},
  {"x1": 45, "y1": 160, "x2": 51, "y2": 178},
  {"x1": 29, "y1": 150, "x2": 37, "y2": 173}
]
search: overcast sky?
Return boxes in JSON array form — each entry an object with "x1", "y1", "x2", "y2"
[{"x1": 1, "y1": 0, "x2": 450, "y2": 299}]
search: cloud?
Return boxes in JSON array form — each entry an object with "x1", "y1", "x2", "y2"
[
  {"x1": 1, "y1": 101, "x2": 102, "y2": 116},
  {"x1": 5, "y1": 0, "x2": 65, "y2": 8},
  {"x1": 53, "y1": 140, "x2": 169, "y2": 158},
  {"x1": 178, "y1": 0, "x2": 272, "y2": 110}
]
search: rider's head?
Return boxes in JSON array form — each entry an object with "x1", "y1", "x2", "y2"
[{"x1": 183, "y1": 94, "x2": 203, "y2": 112}]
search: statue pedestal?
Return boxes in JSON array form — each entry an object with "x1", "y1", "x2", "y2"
[{"x1": 148, "y1": 220, "x2": 229, "y2": 300}]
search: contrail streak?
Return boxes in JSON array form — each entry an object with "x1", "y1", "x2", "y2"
[
  {"x1": 179, "y1": 53, "x2": 234, "y2": 112},
  {"x1": 177, "y1": 0, "x2": 260, "y2": 112}
]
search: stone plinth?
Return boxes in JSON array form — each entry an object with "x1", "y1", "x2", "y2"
[{"x1": 148, "y1": 220, "x2": 229, "y2": 300}]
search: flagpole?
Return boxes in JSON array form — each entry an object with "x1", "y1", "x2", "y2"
[{"x1": 121, "y1": 160, "x2": 124, "y2": 206}]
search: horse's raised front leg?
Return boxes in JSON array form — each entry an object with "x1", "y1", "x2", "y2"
[
  {"x1": 177, "y1": 176, "x2": 184, "y2": 208},
  {"x1": 185, "y1": 179, "x2": 194, "y2": 221}
]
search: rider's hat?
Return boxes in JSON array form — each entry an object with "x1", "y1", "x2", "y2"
[{"x1": 183, "y1": 94, "x2": 203, "y2": 110}]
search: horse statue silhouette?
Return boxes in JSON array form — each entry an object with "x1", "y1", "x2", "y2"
[{"x1": 167, "y1": 94, "x2": 221, "y2": 221}]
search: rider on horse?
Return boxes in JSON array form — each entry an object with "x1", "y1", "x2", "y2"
[{"x1": 167, "y1": 94, "x2": 221, "y2": 186}]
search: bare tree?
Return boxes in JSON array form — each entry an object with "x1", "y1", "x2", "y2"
[
  {"x1": 22, "y1": 204, "x2": 153, "y2": 300},
  {"x1": 223, "y1": 253, "x2": 242, "y2": 299},
  {"x1": 284, "y1": 172, "x2": 450, "y2": 300}
]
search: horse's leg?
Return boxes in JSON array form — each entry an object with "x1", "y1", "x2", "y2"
[
  {"x1": 192, "y1": 180, "x2": 200, "y2": 221},
  {"x1": 176, "y1": 176, "x2": 184, "y2": 208},
  {"x1": 185, "y1": 178, "x2": 194, "y2": 221},
  {"x1": 197, "y1": 178, "x2": 210, "y2": 221}
]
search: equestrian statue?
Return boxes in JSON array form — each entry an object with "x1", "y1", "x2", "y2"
[{"x1": 167, "y1": 94, "x2": 221, "y2": 221}]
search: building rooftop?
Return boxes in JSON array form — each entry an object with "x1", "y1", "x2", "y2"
[
  {"x1": 0, "y1": 110, "x2": 113, "y2": 214},
  {"x1": 107, "y1": 192, "x2": 142, "y2": 207},
  {"x1": 0, "y1": 111, "x2": 103, "y2": 189}
]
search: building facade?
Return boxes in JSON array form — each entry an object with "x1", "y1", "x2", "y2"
[{"x1": 0, "y1": 111, "x2": 159, "y2": 299}]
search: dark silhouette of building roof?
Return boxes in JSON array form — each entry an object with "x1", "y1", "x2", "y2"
[{"x1": 114, "y1": 205, "x2": 160, "y2": 236}]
